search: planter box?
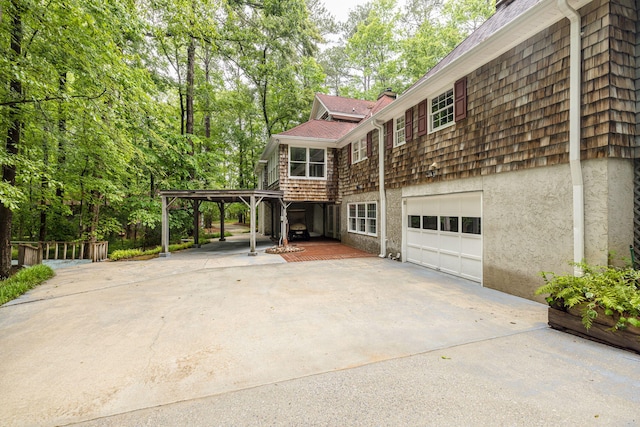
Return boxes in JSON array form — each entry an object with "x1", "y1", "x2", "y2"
[{"x1": 548, "y1": 307, "x2": 640, "y2": 355}]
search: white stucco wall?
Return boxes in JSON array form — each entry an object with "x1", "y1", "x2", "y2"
[
  {"x1": 382, "y1": 159, "x2": 634, "y2": 301},
  {"x1": 583, "y1": 158, "x2": 634, "y2": 266}
]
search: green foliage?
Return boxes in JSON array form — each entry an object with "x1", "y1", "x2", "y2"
[
  {"x1": 109, "y1": 242, "x2": 193, "y2": 261},
  {"x1": 0, "y1": 265, "x2": 55, "y2": 306},
  {"x1": 536, "y1": 262, "x2": 640, "y2": 331}
]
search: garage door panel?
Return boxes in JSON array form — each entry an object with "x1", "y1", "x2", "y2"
[
  {"x1": 439, "y1": 234, "x2": 460, "y2": 252},
  {"x1": 460, "y1": 236, "x2": 482, "y2": 255},
  {"x1": 421, "y1": 249, "x2": 438, "y2": 268}
]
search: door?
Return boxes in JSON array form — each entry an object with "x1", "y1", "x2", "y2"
[{"x1": 405, "y1": 192, "x2": 482, "y2": 282}]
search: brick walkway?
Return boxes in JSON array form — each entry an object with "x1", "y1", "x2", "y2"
[{"x1": 280, "y1": 239, "x2": 378, "y2": 262}]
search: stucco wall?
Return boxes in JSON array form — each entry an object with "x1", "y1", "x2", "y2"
[
  {"x1": 392, "y1": 159, "x2": 634, "y2": 301},
  {"x1": 340, "y1": 191, "x2": 381, "y2": 254},
  {"x1": 583, "y1": 158, "x2": 635, "y2": 265},
  {"x1": 482, "y1": 164, "x2": 574, "y2": 300},
  {"x1": 385, "y1": 188, "x2": 403, "y2": 257}
]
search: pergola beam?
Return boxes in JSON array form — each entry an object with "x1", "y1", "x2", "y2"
[{"x1": 158, "y1": 189, "x2": 285, "y2": 258}]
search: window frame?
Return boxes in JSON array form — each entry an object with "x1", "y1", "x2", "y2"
[
  {"x1": 267, "y1": 149, "x2": 278, "y2": 185},
  {"x1": 429, "y1": 87, "x2": 455, "y2": 133},
  {"x1": 288, "y1": 146, "x2": 326, "y2": 180},
  {"x1": 351, "y1": 138, "x2": 367, "y2": 164},
  {"x1": 348, "y1": 202, "x2": 377, "y2": 237},
  {"x1": 394, "y1": 115, "x2": 406, "y2": 147}
]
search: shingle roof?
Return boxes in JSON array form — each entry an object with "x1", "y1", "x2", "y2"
[
  {"x1": 278, "y1": 119, "x2": 359, "y2": 140},
  {"x1": 316, "y1": 93, "x2": 376, "y2": 118},
  {"x1": 409, "y1": 0, "x2": 540, "y2": 90}
]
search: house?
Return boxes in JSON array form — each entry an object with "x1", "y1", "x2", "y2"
[{"x1": 257, "y1": 0, "x2": 638, "y2": 301}]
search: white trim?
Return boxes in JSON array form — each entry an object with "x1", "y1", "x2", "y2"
[
  {"x1": 351, "y1": 138, "x2": 367, "y2": 164},
  {"x1": 429, "y1": 87, "x2": 455, "y2": 133},
  {"x1": 394, "y1": 116, "x2": 406, "y2": 147},
  {"x1": 288, "y1": 146, "x2": 327, "y2": 180},
  {"x1": 347, "y1": 201, "x2": 378, "y2": 236}
]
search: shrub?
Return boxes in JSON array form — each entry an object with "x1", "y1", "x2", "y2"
[
  {"x1": 108, "y1": 242, "x2": 193, "y2": 261},
  {"x1": 536, "y1": 261, "x2": 640, "y2": 331},
  {"x1": 0, "y1": 265, "x2": 55, "y2": 305}
]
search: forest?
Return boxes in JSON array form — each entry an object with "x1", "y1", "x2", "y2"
[{"x1": 0, "y1": 0, "x2": 495, "y2": 277}]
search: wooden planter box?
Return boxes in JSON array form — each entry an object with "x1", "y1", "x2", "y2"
[{"x1": 548, "y1": 307, "x2": 640, "y2": 354}]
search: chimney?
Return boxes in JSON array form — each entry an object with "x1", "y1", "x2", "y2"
[
  {"x1": 496, "y1": 0, "x2": 515, "y2": 10},
  {"x1": 377, "y1": 87, "x2": 396, "y2": 100}
]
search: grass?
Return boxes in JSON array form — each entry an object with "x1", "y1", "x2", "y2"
[
  {"x1": 109, "y1": 242, "x2": 194, "y2": 261},
  {"x1": 0, "y1": 265, "x2": 55, "y2": 305}
]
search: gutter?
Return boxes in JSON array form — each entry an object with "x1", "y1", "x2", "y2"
[
  {"x1": 372, "y1": 119, "x2": 387, "y2": 258},
  {"x1": 557, "y1": 0, "x2": 584, "y2": 275}
]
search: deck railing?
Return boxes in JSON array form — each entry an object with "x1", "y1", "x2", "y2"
[{"x1": 11, "y1": 241, "x2": 109, "y2": 265}]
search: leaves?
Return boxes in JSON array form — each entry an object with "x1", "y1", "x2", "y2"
[{"x1": 536, "y1": 261, "x2": 640, "y2": 331}]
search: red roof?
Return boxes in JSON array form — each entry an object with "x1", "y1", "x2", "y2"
[
  {"x1": 316, "y1": 93, "x2": 375, "y2": 118},
  {"x1": 278, "y1": 120, "x2": 358, "y2": 140}
]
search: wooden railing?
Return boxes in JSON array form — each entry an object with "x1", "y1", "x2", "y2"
[{"x1": 11, "y1": 241, "x2": 109, "y2": 266}]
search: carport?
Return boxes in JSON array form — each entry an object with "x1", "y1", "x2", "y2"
[{"x1": 159, "y1": 189, "x2": 285, "y2": 256}]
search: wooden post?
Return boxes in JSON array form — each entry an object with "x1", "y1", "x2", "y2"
[
  {"x1": 249, "y1": 195, "x2": 257, "y2": 256},
  {"x1": 193, "y1": 199, "x2": 200, "y2": 248},
  {"x1": 218, "y1": 202, "x2": 226, "y2": 242},
  {"x1": 160, "y1": 195, "x2": 170, "y2": 257}
]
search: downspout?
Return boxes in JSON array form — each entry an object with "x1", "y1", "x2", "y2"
[
  {"x1": 372, "y1": 119, "x2": 387, "y2": 258},
  {"x1": 558, "y1": 0, "x2": 584, "y2": 275}
]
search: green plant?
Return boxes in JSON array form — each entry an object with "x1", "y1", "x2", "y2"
[
  {"x1": 0, "y1": 265, "x2": 55, "y2": 305},
  {"x1": 108, "y1": 242, "x2": 194, "y2": 261},
  {"x1": 536, "y1": 261, "x2": 640, "y2": 331}
]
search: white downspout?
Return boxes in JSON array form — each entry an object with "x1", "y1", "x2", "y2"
[
  {"x1": 373, "y1": 119, "x2": 387, "y2": 258},
  {"x1": 558, "y1": 0, "x2": 584, "y2": 275}
]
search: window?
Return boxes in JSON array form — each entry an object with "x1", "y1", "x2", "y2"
[
  {"x1": 462, "y1": 217, "x2": 481, "y2": 234},
  {"x1": 267, "y1": 150, "x2": 278, "y2": 185},
  {"x1": 348, "y1": 202, "x2": 377, "y2": 236},
  {"x1": 394, "y1": 116, "x2": 405, "y2": 147},
  {"x1": 440, "y1": 216, "x2": 459, "y2": 232},
  {"x1": 422, "y1": 216, "x2": 437, "y2": 230},
  {"x1": 352, "y1": 138, "x2": 367, "y2": 164},
  {"x1": 289, "y1": 147, "x2": 326, "y2": 178},
  {"x1": 430, "y1": 88, "x2": 455, "y2": 132}
]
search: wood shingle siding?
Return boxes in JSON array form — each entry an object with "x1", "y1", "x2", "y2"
[
  {"x1": 338, "y1": 130, "x2": 380, "y2": 202},
  {"x1": 278, "y1": 145, "x2": 339, "y2": 202},
  {"x1": 335, "y1": 0, "x2": 636, "y2": 194}
]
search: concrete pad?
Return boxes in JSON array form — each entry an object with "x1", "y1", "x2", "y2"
[{"x1": 0, "y1": 248, "x2": 638, "y2": 426}]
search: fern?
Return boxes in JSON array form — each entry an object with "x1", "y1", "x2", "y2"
[{"x1": 536, "y1": 261, "x2": 640, "y2": 331}]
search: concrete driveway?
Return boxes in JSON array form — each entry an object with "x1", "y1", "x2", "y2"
[{"x1": 0, "y1": 236, "x2": 638, "y2": 426}]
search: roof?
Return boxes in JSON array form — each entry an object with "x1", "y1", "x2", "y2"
[
  {"x1": 279, "y1": 120, "x2": 358, "y2": 140},
  {"x1": 409, "y1": 0, "x2": 541, "y2": 90},
  {"x1": 314, "y1": 93, "x2": 376, "y2": 120}
]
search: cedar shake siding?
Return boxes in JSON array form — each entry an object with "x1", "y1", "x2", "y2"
[
  {"x1": 337, "y1": 129, "x2": 381, "y2": 203},
  {"x1": 335, "y1": 0, "x2": 636, "y2": 195},
  {"x1": 278, "y1": 144, "x2": 339, "y2": 202}
]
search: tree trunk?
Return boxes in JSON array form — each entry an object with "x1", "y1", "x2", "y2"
[
  {"x1": 186, "y1": 36, "x2": 195, "y2": 153},
  {"x1": 0, "y1": 1, "x2": 23, "y2": 278}
]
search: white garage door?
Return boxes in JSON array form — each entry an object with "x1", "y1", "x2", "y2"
[{"x1": 405, "y1": 192, "x2": 482, "y2": 283}]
